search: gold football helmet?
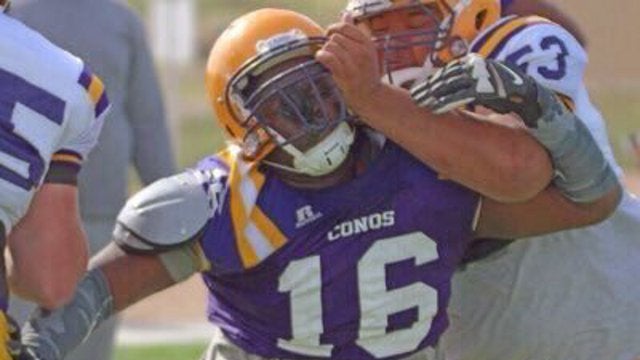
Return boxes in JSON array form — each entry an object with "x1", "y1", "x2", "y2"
[
  {"x1": 345, "y1": 0, "x2": 501, "y2": 85},
  {"x1": 206, "y1": 8, "x2": 355, "y2": 176}
]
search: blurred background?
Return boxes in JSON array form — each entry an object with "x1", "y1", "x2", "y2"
[{"x1": 14, "y1": 0, "x2": 640, "y2": 359}]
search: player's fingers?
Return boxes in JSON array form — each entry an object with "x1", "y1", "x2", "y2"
[
  {"x1": 433, "y1": 91, "x2": 477, "y2": 114},
  {"x1": 316, "y1": 50, "x2": 347, "y2": 80},
  {"x1": 327, "y1": 21, "x2": 369, "y2": 45},
  {"x1": 430, "y1": 74, "x2": 475, "y2": 99},
  {"x1": 320, "y1": 39, "x2": 358, "y2": 76},
  {"x1": 411, "y1": 83, "x2": 441, "y2": 108},
  {"x1": 329, "y1": 33, "x2": 374, "y2": 70},
  {"x1": 341, "y1": 12, "x2": 355, "y2": 25},
  {"x1": 411, "y1": 72, "x2": 474, "y2": 107},
  {"x1": 410, "y1": 81, "x2": 436, "y2": 106}
]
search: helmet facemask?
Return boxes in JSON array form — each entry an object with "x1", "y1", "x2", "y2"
[
  {"x1": 226, "y1": 33, "x2": 355, "y2": 177},
  {"x1": 349, "y1": 0, "x2": 447, "y2": 88}
]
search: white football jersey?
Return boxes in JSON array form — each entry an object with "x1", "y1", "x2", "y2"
[
  {"x1": 469, "y1": 14, "x2": 640, "y2": 225},
  {"x1": 0, "y1": 13, "x2": 108, "y2": 234},
  {"x1": 470, "y1": 15, "x2": 623, "y2": 178},
  {"x1": 440, "y1": 16, "x2": 640, "y2": 360}
]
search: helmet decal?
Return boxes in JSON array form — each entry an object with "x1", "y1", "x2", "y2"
[{"x1": 256, "y1": 29, "x2": 308, "y2": 55}]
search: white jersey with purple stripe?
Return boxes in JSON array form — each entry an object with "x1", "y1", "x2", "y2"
[
  {"x1": 194, "y1": 140, "x2": 480, "y2": 360},
  {"x1": 437, "y1": 15, "x2": 640, "y2": 360},
  {"x1": 469, "y1": 15, "x2": 622, "y2": 178},
  {"x1": 0, "y1": 13, "x2": 108, "y2": 234}
]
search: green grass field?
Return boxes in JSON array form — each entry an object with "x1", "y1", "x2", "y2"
[{"x1": 115, "y1": 343, "x2": 208, "y2": 360}]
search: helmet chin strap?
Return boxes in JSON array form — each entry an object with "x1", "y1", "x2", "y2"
[{"x1": 262, "y1": 122, "x2": 355, "y2": 177}]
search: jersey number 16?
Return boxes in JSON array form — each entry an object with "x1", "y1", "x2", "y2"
[{"x1": 278, "y1": 232, "x2": 439, "y2": 358}]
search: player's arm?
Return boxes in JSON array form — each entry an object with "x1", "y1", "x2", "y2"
[
  {"x1": 20, "y1": 243, "x2": 201, "y2": 360},
  {"x1": 20, "y1": 172, "x2": 212, "y2": 360},
  {"x1": 7, "y1": 184, "x2": 87, "y2": 310},
  {"x1": 7, "y1": 69, "x2": 110, "y2": 311},
  {"x1": 476, "y1": 184, "x2": 621, "y2": 239},
  {"x1": 317, "y1": 21, "x2": 553, "y2": 203},
  {"x1": 502, "y1": 0, "x2": 587, "y2": 46},
  {"x1": 412, "y1": 54, "x2": 620, "y2": 204},
  {"x1": 414, "y1": 55, "x2": 622, "y2": 237}
]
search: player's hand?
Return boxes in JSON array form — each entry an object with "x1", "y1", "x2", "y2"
[
  {"x1": 10, "y1": 348, "x2": 43, "y2": 360},
  {"x1": 410, "y1": 54, "x2": 542, "y2": 127},
  {"x1": 1, "y1": 314, "x2": 41, "y2": 360},
  {"x1": 316, "y1": 15, "x2": 383, "y2": 115}
]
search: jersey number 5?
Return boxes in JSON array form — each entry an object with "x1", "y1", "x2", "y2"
[
  {"x1": 278, "y1": 232, "x2": 439, "y2": 358},
  {"x1": 0, "y1": 69, "x2": 65, "y2": 190}
]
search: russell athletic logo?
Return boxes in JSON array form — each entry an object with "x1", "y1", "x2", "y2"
[
  {"x1": 327, "y1": 210, "x2": 395, "y2": 241},
  {"x1": 295, "y1": 205, "x2": 323, "y2": 229}
]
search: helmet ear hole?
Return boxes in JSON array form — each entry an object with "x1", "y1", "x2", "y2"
[
  {"x1": 225, "y1": 125, "x2": 234, "y2": 137},
  {"x1": 475, "y1": 9, "x2": 488, "y2": 30}
]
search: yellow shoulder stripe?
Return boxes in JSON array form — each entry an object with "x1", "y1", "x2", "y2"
[
  {"x1": 87, "y1": 75, "x2": 105, "y2": 105},
  {"x1": 477, "y1": 16, "x2": 552, "y2": 58},
  {"x1": 220, "y1": 146, "x2": 287, "y2": 269}
]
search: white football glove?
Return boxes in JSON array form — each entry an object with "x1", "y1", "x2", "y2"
[{"x1": 410, "y1": 54, "x2": 543, "y2": 127}]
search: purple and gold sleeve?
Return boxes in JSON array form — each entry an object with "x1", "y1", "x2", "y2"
[
  {"x1": 45, "y1": 66, "x2": 110, "y2": 185},
  {"x1": 45, "y1": 149, "x2": 84, "y2": 185}
]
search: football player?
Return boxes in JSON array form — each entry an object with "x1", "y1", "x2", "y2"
[
  {"x1": 0, "y1": 2, "x2": 108, "y2": 359},
  {"x1": 501, "y1": 0, "x2": 587, "y2": 46},
  {"x1": 16, "y1": 8, "x2": 622, "y2": 360},
  {"x1": 337, "y1": 0, "x2": 640, "y2": 358}
]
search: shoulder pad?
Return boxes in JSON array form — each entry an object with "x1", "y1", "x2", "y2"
[{"x1": 114, "y1": 170, "x2": 227, "y2": 253}]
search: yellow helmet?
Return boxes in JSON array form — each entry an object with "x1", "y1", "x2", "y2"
[
  {"x1": 436, "y1": 0, "x2": 501, "y2": 63},
  {"x1": 206, "y1": 8, "x2": 355, "y2": 176},
  {"x1": 345, "y1": 0, "x2": 501, "y2": 85}
]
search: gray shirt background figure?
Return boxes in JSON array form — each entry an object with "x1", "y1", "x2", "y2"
[{"x1": 9, "y1": 0, "x2": 177, "y2": 359}]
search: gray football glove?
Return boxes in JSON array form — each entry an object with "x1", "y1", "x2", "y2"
[
  {"x1": 412, "y1": 54, "x2": 620, "y2": 202},
  {"x1": 410, "y1": 54, "x2": 542, "y2": 127}
]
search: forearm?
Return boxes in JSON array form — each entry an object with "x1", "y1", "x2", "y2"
[
  {"x1": 7, "y1": 185, "x2": 88, "y2": 309},
  {"x1": 7, "y1": 228, "x2": 87, "y2": 310},
  {"x1": 410, "y1": 55, "x2": 618, "y2": 204},
  {"x1": 477, "y1": 182, "x2": 622, "y2": 239},
  {"x1": 21, "y1": 243, "x2": 196, "y2": 360},
  {"x1": 21, "y1": 268, "x2": 114, "y2": 360},
  {"x1": 356, "y1": 84, "x2": 552, "y2": 202},
  {"x1": 529, "y1": 86, "x2": 620, "y2": 203},
  {"x1": 90, "y1": 245, "x2": 178, "y2": 311}
]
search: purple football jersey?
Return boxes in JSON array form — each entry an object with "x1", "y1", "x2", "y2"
[
  {"x1": 196, "y1": 142, "x2": 479, "y2": 359},
  {"x1": 501, "y1": 0, "x2": 514, "y2": 10}
]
